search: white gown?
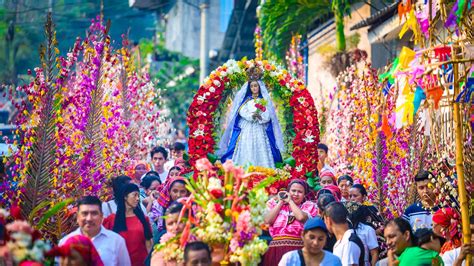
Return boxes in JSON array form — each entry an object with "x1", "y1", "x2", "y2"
[{"x1": 232, "y1": 98, "x2": 275, "y2": 168}]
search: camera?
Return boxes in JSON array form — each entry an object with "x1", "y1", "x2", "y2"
[{"x1": 279, "y1": 191, "x2": 288, "y2": 199}]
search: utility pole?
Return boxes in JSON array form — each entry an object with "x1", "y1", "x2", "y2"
[
  {"x1": 199, "y1": 0, "x2": 210, "y2": 84},
  {"x1": 49, "y1": 0, "x2": 54, "y2": 13}
]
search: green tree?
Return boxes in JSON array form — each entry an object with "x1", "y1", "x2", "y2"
[
  {"x1": 260, "y1": 0, "x2": 331, "y2": 62},
  {"x1": 139, "y1": 38, "x2": 200, "y2": 129}
]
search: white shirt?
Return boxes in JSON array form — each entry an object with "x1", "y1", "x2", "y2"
[
  {"x1": 355, "y1": 224, "x2": 378, "y2": 266},
  {"x1": 164, "y1": 159, "x2": 175, "y2": 172},
  {"x1": 157, "y1": 170, "x2": 169, "y2": 183},
  {"x1": 102, "y1": 200, "x2": 147, "y2": 218},
  {"x1": 442, "y1": 247, "x2": 464, "y2": 266},
  {"x1": 333, "y1": 229, "x2": 362, "y2": 266},
  {"x1": 322, "y1": 164, "x2": 336, "y2": 174},
  {"x1": 59, "y1": 226, "x2": 131, "y2": 266}
]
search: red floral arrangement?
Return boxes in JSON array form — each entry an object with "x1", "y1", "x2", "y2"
[{"x1": 187, "y1": 59, "x2": 319, "y2": 179}]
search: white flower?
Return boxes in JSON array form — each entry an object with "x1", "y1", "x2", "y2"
[
  {"x1": 209, "y1": 87, "x2": 216, "y2": 93},
  {"x1": 208, "y1": 177, "x2": 223, "y2": 190},
  {"x1": 197, "y1": 95, "x2": 206, "y2": 101},
  {"x1": 0, "y1": 208, "x2": 9, "y2": 218},
  {"x1": 193, "y1": 129, "x2": 205, "y2": 137},
  {"x1": 220, "y1": 71, "x2": 227, "y2": 77},
  {"x1": 213, "y1": 80, "x2": 221, "y2": 87},
  {"x1": 303, "y1": 135, "x2": 315, "y2": 143},
  {"x1": 296, "y1": 164, "x2": 303, "y2": 172},
  {"x1": 297, "y1": 97, "x2": 305, "y2": 104}
]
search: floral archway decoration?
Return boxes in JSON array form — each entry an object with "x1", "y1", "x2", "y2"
[{"x1": 187, "y1": 59, "x2": 320, "y2": 179}]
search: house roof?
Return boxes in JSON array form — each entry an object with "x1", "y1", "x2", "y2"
[
  {"x1": 218, "y1": 0, "x2": 259, "y2": 62},
  {"x1": 350, "y1": 1, "x2": 399, "y2": 31}
]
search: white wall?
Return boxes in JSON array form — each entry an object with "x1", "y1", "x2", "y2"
[{"x1": 164, "y1": 0, "x2": 227, "y2": 59}]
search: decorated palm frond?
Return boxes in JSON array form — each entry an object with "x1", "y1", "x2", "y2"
[
  {"x1": 19, "y1": 13, "x2": 59, "y2": 219},
  {"x1": 82, "y1": 20, "x2": 111, "y2": 181}
]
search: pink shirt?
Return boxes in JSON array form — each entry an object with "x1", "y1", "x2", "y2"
[{"x1": 267, "y1": 199, "x2": 318, "y2": 238}]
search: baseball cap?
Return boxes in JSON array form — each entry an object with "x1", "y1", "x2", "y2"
[{"x1": 304, "y1": 217, "x2": 328, "y2": 233}]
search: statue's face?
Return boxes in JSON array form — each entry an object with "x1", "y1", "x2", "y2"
[{"x1": 250, "y1": 81, "x2": 260, "y2": 95}]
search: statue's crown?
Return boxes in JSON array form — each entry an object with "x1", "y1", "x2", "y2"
[{"x1": 246, "y1": 66, "x2": 263, "y2": 81}]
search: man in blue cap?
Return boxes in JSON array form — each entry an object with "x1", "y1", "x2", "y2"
[{"x1": 279, "y1": 217, "x2": 342, "y2": 265}]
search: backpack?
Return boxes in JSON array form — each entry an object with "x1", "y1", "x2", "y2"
[{"x1": 349, "y1": 232, "x2": 366, "y2": 266}]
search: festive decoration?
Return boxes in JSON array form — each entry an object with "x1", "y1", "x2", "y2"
[
  {"x1": 0, "y1": 210, "x2": 51, "y2": 265},
  {"x1": 285, "y1": 34, "x2": 305, "y2": 80},
  {"x1": 1, "y1": 15, "x2": 165, "y2": 240},
  {"x1": 254, "y1": 26, "x2": 263, "y2": 61},
  {"x1": 185, "y1": 159, "x2": 272, "y2": 265},
  {"x1": 187, "y1": 59, "x2": 319, "y2": 179}
]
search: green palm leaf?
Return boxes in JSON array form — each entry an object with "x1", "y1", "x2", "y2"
[
  {"x1": 37, "y1": 198, "x2": 74, "y2": 229},
  {"x1": 20, "y1": 13, "x2": 59, "y2": 219}
]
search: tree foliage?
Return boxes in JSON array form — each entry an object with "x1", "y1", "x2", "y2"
[
  {"x1": 0, "y1": 0, "x2": 154, "y2": 85},
  {"x1": 139, "y1": 38, "x2": 200, "y2": 129},
  {"x1": 260, "y1": 0, "x2": 332, "y2": 62}
]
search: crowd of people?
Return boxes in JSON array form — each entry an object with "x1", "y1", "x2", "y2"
[{"x1": 2, "y1": 141, "x2": 473, "y2": 266}]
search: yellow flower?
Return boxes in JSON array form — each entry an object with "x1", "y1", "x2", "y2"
[{"x1": 225, "y1": 209, "x2": 232, "y2": 217}]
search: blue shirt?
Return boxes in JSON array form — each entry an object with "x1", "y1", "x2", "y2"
[
  {"x1": 402, "y1": 202, "x2": 439, "y2": 230},
  {"x1": 279, "y1": 250, "x2": 342, "y2": 266}
]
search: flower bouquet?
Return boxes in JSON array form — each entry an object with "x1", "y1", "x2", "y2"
[
  {"x1": 0, "y1": 213, "x2": 51, "y2": 265},
  {"x1": 154, "y1": 232, "x2": 185, "y2": 263},
  {"x1": 254, "y1": 98, "x2": 267, "y2": 119},
  {"x1": 185, "y1": 158, "x2": 273, "y2": 265}
]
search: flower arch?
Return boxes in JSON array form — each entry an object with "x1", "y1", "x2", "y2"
[{"x1": 187, "y1": 59, "x2": 320, "y2": 178}]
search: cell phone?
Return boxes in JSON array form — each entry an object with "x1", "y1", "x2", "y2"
[
  {"x1": 152, "y1": 191, "x2": 159, "y2": 199},
  {"x1": 279, "y1": 191, "x2": 288, "y2": 199}
]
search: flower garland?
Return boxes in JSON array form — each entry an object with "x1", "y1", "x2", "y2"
[{"x1": 187, "y1": 59, "x2": 319, "y2": 179}]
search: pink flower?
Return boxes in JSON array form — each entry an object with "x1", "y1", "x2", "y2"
[
  {"x1": 159, "y1": 232, "x2": 176, "y2": 244},
  {"x1": 222, "y1": 160, "x2": 234, "y2": 173},
  {"x1": 195, "y1": 158, "x2": 213, "y2": 171},
  {"x1": 6, "y1": 220, "x2": 33, "y2": 234}
]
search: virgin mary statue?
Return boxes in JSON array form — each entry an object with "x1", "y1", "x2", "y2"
[{"x1": 217, "y1": 68, "x2": 284, "y2": 168}]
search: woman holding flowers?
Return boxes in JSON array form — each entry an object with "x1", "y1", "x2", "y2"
[
  {"x1": 263, "y1": 179, "x2": 318, "y2": 265},
  {"x1": 218, "y1": 66, "x2": 284, "y2": 168}
]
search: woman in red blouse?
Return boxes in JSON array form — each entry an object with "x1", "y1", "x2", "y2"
[{"x1": 104, "y1": 183, "x2": 153, "y2": 266}]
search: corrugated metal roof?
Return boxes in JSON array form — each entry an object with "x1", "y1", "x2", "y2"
[
  {"x1": 350, "y1": 1, "x2": 399, "y2": 31},
  {"x1": 218, "y1": 0, "x2": 258, "y2": 62}
]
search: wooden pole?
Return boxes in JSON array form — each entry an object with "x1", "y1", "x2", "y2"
[{"x1": 452, "y1": 61, "x2": 471, "y2": 265}]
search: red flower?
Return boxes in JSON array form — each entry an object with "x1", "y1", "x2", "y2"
[
  {"x1": 210, "y1": 188, "x2": 224, "y2": 198},
  {"x1": 214, "y1": 203, "x2": 224, "y2": 214}
]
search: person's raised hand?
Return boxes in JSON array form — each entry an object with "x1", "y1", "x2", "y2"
[{"x1": 278, "y1": 191, "x2": 290, "y2": 203}]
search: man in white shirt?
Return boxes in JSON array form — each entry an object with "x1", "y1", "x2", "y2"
[
  {"x1": 59, "y1": 196, "x2": 131, "y2": 266},
  {"x1": 317, "y1": 143, "x2": 336, "y2": 174},
  {"x1": 441, "y1": 215, "x2": 474, "y2": 266},
  {"x1": 150, "y1": 146, "x2": 169, "y2": 183},
  {"x1": 164, "y1": 142, "x2": 185, "y2": 171},
  {"x1": 323, "y1": 202, "x2": 364, "y2": 266}
]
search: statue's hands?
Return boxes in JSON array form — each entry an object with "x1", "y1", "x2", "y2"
[{"x1": 252, "y1": 113, "x2": 262, "y2": 120}]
